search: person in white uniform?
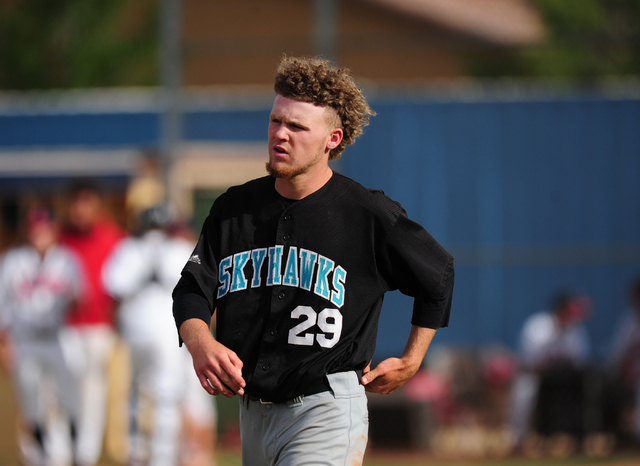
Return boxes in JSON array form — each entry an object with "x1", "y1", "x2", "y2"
[
  {"x1": 509, "y1": 291, "x2": 592, "y2": 447},
  {"x1": 102, "y1": 204, "x2": 213, "y2": 466},
  {"x1": 0, "y1": 204, "x2": 83, "y2": 466}
]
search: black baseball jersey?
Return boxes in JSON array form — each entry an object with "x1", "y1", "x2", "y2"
[{"x1": 173, "y1": 172, "x2": 454, "y2": 402}]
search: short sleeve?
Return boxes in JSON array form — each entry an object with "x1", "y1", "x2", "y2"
[
  {"x1": 378, "y1": 211, "x2": 454, "y2": 329},
  {"x1": 178, "y1": 198, "x2": 223, "y2": 310}
]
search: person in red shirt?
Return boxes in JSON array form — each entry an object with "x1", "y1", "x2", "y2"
[{"x1": 60, "y1": 180, "x2": 125, "y2": 466}]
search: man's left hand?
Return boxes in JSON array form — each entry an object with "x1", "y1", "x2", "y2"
[
  {"x1": 361, "y1": 358, "x2": 418, "y2": 394},
  {"x1": 360, "y1": 325, "x2": 436, "y2": 395}
]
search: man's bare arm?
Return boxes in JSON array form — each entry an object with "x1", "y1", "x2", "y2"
[
  {"x1": 361, "y1": 325, "x2": 436, "y2": 394},
  {"x1": 179, "y1": 318, "x2": 246, "y2": 397}
]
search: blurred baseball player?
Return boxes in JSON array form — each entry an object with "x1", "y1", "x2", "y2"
[
  {"x1": 103, "y1": 204, "x2": 215, "y2": 466},
  {"x1": 509, "y1": 291, "x2": 592, "y2": 447},
  {"x1": 610, "y1": 278, "x2": 640, "y2": 441},
  {"x1": 173, "y1": 56, "x2": 455, "y2": 465},
  {"x1": 0, "y1": 204, "x2": 83, "y2": 466},
  {"x1": 60, "y1": 180, "x2": 124, "y2": 466}
]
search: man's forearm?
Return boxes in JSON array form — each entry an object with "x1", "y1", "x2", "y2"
[
  {"x1": 401, "y1": 325, "x2": 437, "y2": 371},
  {"x1": 179, "y1": 318, "x2": 214, "y2": 352},
  {"x1": 179, "y1": 317, "x2": 246, "y2": 397}
]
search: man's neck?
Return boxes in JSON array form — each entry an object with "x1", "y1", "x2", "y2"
[{"x1": 274, "y1": 167, "x2": 333, "y2": 200}]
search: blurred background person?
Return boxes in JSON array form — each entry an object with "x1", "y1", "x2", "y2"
[
  {"x1": 59, "y1": 180, "x2": 125, "y2": 466},
  {"x1": 608, "y1": 277, "x2": 640, "y2": 443},
  {"x1": 508, "y1": 291, "x2": 592, "y2": 451},
  {"x1": 124, "y1": 155, "x2": 165, "y2": 227},
  {"x1": 168, "y1": 220, "x2": 218, "y2": 466},
  {"x1": 0, "y1": 204, "x2": 83, "y2": 466},
  {"x1": 179, "y1": 364, "x2": 217, "y2": 466},
  {"x1": 103, "y1": 204, "x2": 215, "y2": 466}
]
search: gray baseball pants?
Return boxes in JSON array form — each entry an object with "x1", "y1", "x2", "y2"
[{"x1": 239, "y1": 371, "x2": 369, "y2": 466}]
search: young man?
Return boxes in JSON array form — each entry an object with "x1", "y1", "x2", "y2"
[{"x1": 173, "y1": 56, "x2": 454, "y2": 465}]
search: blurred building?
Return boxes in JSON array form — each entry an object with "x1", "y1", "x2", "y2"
[
  {"x1": 0, "y1": 0, "x2": 543, "y2": 243},
  {"x1": 182, "y1": 0, "x2": 543, "y2": 85}
]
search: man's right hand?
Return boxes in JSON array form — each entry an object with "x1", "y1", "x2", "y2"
[{"x1": 179, "y1": 318, "x2": 246, "y2": 397}]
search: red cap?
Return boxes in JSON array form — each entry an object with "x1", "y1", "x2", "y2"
[{"x1": 26, "y1": 206, "x2": 55, "y2": 230}]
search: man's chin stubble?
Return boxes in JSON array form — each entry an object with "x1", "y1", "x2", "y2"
[{"x1": 266, "y1": 161, "x2": 295, "y2": 179}]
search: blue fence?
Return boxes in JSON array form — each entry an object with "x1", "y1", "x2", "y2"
[
  {"x1": 344, "y1": 96, "x2": 640, "y2": 361},
  {"x1": 2, "y1": 91, "x2": 639, "y2": 362}
]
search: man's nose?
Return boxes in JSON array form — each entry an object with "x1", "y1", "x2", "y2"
[{"x1": 273, "y1": 124, "x2": 289, "y2": 140}]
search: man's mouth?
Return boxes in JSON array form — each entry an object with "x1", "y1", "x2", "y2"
[{"x1": 273, "y1": 145, "x2": 288, "y2": 157}]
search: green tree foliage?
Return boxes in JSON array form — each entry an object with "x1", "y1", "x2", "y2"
[
  {"x1": 0, "y1": 0, "x2": 158, "y2": 89},
  {"x1": 467, "y1": 0, "x2": 640, "y2": 80}
]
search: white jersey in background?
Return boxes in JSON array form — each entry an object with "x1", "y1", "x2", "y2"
[
  {"x1": 0, "y1": 245, "x2": 82, "y2": 339},
  {"x1": 104, "y1": 229, "x2": 192, "y2": 343},
  {"x1": 0, "y1": 243, "x2": 83, "y2": 465},
  {"x1": 103, "y1": 228, "x2": 212, "y2": 466}
]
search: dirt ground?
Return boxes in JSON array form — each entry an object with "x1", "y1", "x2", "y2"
[
  {"x1": 364, "y1": 453, "x2": 640, "y2": 466},
  {"x1": 0, "y1": 367, "x2": 19, "y2": 465}
]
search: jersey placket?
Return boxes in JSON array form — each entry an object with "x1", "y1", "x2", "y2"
[{"x1": 252, "y1": 207, "x2": 297, "y2": 397}]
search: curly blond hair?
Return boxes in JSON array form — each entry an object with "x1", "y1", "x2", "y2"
[{"x1": 274, "y1": 56, "x2": 376, "y2": 160}]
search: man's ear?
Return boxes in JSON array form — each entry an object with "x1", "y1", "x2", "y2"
[{"x1": 327, "y1": 128, "x2": 343, "y2": 150}]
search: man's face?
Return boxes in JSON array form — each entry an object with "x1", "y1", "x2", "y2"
[
  {"x1": 28, "y1": 222, "x2": 57, "y2": 255},
  {"x1": 267, "y1": 95, "x2": 341, "y2": 179},
  {"x1": 68, "y1": 189, "x2": 101, "y2": 232}
]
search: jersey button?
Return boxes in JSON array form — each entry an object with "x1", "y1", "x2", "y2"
[
  {"x1": 283, "y1": 234, "x2": 290, "y2": 241},
  {"x1": 278, "y1": 292, "x2": 286, "y2": 300},
  {"x1": 270, "y1": 329, "x2": 278, "y2": 336},
  {"x1": 262, "y1": 364, "x2": 270, "y2": 371},
  {"x1": 283, "y1": 214, "x2": 291, "y2": 221}
]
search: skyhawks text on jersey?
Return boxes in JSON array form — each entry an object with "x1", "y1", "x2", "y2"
[{"x1": 215, "y1": 245, "x2": 347, "y2": 309}]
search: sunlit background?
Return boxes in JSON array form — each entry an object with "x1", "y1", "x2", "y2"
[{"x1": 1, "y1": 1, "x2": 640, "y2": 465}]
